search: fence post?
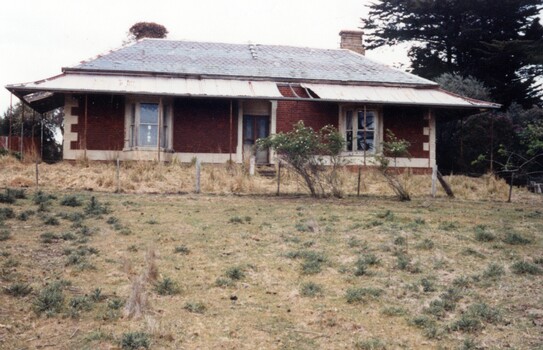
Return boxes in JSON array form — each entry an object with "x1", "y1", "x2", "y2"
[
  {"x1": 116, "y1": 157, "x2": 120, "y2": 193},
  {"x1": 195, "y1": 159, "x2": 201, "y2": 194},
  {"x1": 276, "y1": 161, "x2": 281, "y2": 196},
  {"x1": 249, "y1": 156, "x2": 255, "y2": 176},
  {"x1": 431, "y1": 165, "x2": 437, "y2": 198},
  {"x1": 357, "y1": 166, "x2": 362, "y2": 197}
]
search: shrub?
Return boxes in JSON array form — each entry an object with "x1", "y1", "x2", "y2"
[
  {"x1": 34, "y1": 283, "x2": 64, "y2": 315},
  {"x1": 40, "y1": 232, "x2": 59, "y2": 244},
  {"x1": 345, "y1": 287, "x2": 383, "y2": 304},
  {"x1": 6, "y1": 188, "x2": 26, "y2": 199},
  {"x1": 381, "y1": 306, "x2": 407, "y2": 317},
  {"x1": 4, "y1": 283, "x2": 32, "y2": 297},
  {"x1": 511, "y1": 261, "x2": 542, "y2": 275},
  {"x1": 215, "y1": 277, "x2": 234, "y2": 287},
  {"x1": 60, "y1": 195, "x2": 82, "y2": 207},
  {"x1": 43, "y1": 216, "x2": 60, "y2": 226},
  {"x1": 466, "y1": 303, "x2": 501, "y2": 324},
  {"x1": 121, "y1": 332, "x2": 150, "y2": 350},
  {"x1": 354, "y1": 258, "x2": 368, "y2": 276},
  {"x1": 418, "y1": 238, "x2": 435, "y2": 250},
  {"x1": 376, "y1": 210, "x2": 395, "y2": 221},
  {"x1": 450, "y1": 315, "x2": 483, "y2": 332},
  {"x1": 0, "y1": 192, "x2": 15, "y2": 204},
  {"x1": 155, "y1": 277, "x2": 180, "y2": 295},
  {"x1": 225, "y1": 266, "x2": 245, "y2": 280},
  {"x1": 228, "y1": 216, "x2": 244, "y2": 224},
  {"x1": 420, "y1": 277, "x2": 437, "y2": 292},
  {"x1": 108, "y1": 298, "x2": 124, "y2": 310},
  {"x1": 17, "y1": 210, "x2": 34, "y2": 221},
  {"x1": 68, "y1": 295, "x2": 93, "y2": 317},
  {"x1": 184, "y1": 301, "x2": 206, "y2": 314},
  {"x1": 439, "y1": 221, "x2": 458, "y2": 231},
  {"x1": 300, "y1": 282, "x2": 323, "y2": 297},
  {"x1": 411, "y1": 315, "x2": 436, "y2": 329},
  {"x1": 396, "y1": 253, "x2": 411, "y2": 270},
  {"x1": 33, "y1": 191, "x2": 56, "y2": 205},
  {"x1": 85, "y1": 196, "x2": 109, "y2": 216},
  {"x1": 503, "y1": 232, "x2": 531, "y2": 245}
]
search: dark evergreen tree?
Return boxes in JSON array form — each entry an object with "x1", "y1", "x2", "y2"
[{"x1": 363, "y1": 0, "x2": 543, "y2": 108}]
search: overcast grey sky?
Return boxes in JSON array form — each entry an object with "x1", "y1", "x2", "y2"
[{"x1": 0, "y1": 0, "x2": 410, "y2": 114}]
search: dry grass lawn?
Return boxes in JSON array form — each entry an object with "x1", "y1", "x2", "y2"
[{"x1": 0, "y1": 182, "x2": 542, "y2": 349}]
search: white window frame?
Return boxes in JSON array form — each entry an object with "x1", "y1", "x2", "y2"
[
  {"x1": 341, "y1": 107, "x2": 381, "y2": 154},
  {"x1": 124, "y1": 97, "x2": 173, "y2": 151}
]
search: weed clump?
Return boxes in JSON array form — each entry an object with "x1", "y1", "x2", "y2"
[
  {"x1": 68, "y1": 295, "x2": 93, "y2": 318},
  {"x1": 155, "y1": 277, "x2": 180, "y2": 295},
  {"x1": 60, "y1": 195, "x2": 83, "y2": 207},
  {"x1": 40, "y1": 232, "x2": 59, "y2": 244},
  {"x1": 511, "y1": 261, "x2": 542, "y2": 275},
  {"x1": 33, "y1": 191, "x2": 56, "y2": 205},
  {"x1": 482, "y1": 263, "x2": 505, "y2": 280},
  {"x1": 184, "y1": 301, "x2": 206, "y2": 314},
  {"x1": 174, "y1": 245, "x2": 190, "y2": 255},
  {"x1": 354, "y1": 338, "x2": 386, "y2": 350},
  {"x1": 225, "y1": 266, "x2": 245, "y2": 280},
  {"x1": 0, "y1": 229, "x2": 11, "y2": 241},
  {"x1": 85, "y1": 196, "x2": 109, "y2": 216},
  {"x1": 300, "y1": 282, "x2": 323, "y2": 297},
  {"x1": 474, "y1": 225, "x2": 495, "y2": 242},
  {"x1": 0, "y1": 207, "x2": 15, "y2": 220},
  {"x1": 34, "y1": 283, "x2": 64, "y2": 316},
  {"x1": 121, "y1": 332, "x2": 150, "y2": 350},
  {"x1": 503, "y1": 231, "x2": 531, "y2": 245},
  {"x1": 4, "y1": 283, "x2": 32, "y2": 297},
  {"x1": 450, "y1": 303, "x2": 501, "y2": 333},
  {"x1": 345, "y1": 287, "x2": 383, "y2": 304}
]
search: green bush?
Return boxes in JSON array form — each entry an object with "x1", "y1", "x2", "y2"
[
  {"x1": 345, "y1": 287, "x2": 383, "y2": 304},
  {"x1": 474, "y1": 225, "x2": 495, "y2": 242},
  {"x1": 482, "y1": 263, "x2": 505, "y2": 279},
  {"x1": 60, "y1": 195, "x2": 82, "y2": 207},
  {"x1": 511, "y1": 261, "x2": 542, "y2": 275},
  {"x1": 0, "y1": 207, "x2": 15, "y2": 220},
  {"x1": 34, "y1": 283, "x2": 64, "y2": 315},
  {"x1": 300, "y1": 282, "x2": 323, "y2": 297},
  {"x1": 174, "y1": 245, "x2": 190, "y2": 255},
  {"x1": 155, "y1": 277, "x2": 180, "y2": 295},
  {"x1": 121, "y1": 332, "x2": 150, "y2": 350},
  {"x1": 33, "y1": 191, "x2": 56, "y2": 205},
  {"x1": 225, "y1": 266, "x2": 245, "y2": 280},
  {"x1": 503, "y1": 232, "x2": 531, "y2": 245},
  {"x1": 4, "y1": 283, "x2": 32, "y2": 297},
  {"x1": 85, "y1": 196, "x2": 109, "y2": 216},
  {"x1": 184, "y1": 301, "x2": 206, "y2": 314},
  {"x1": 354, "y1": 338, "x2": 386, "y2": 350}
]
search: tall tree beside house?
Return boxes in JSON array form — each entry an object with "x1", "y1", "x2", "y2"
[
  {"x1": 363, "y1": 0, "x2": 543, "y2": 108},
  {"x1": 126, "y1": 22, "x2": 168, "y2": 42}
]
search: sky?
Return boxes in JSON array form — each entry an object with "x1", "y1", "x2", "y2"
[{"x1": 0, "y1": 0, "x2": 411, "y2": 115}]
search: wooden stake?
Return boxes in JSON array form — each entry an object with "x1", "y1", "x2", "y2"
[
  {"x1": 431, "y1": 165, "x2": 437, "y2": 198},
  {"x1": 116, "y1": 157, "x2": 120, "y2": 193},
  {"x1": 195, "y1": 159, "x2": 201, "y2": 194},
  {"x1": 276, "y1": 161, "x2": 281, "y2": 196},
  {"x1": 357, "y1": 166, "x2": 362, "y2": 197}
]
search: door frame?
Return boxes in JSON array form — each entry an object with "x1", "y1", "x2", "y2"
[{"x1": 242, "y1": 114, "x2": 270, "y2": 164}]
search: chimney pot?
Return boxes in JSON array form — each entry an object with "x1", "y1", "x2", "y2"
[{"x1": 339, "y1": 30, "x2": 365, "y2": 55}]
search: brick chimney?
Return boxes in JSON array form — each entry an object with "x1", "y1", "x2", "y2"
[{"x1": 339, "y1": 30, "x2": 365, "y2": 55}]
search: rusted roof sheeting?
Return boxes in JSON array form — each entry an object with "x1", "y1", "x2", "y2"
[
  {"x1": 302, "y1": 83, "x2": 501, "y2": 109},
  {"x1": 7, "y1": 73, "x2": 283, "y2": 99}
]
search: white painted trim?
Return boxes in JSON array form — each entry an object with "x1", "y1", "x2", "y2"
[
  {"x1": 423, "y1": 142, "x2": 430, "y2": 151},
  {"x1": 429, "y1": 109, "x2": 436, "y2": 168},
  {"x1": 63, "y1": 94, "x2": 79, "y2": 155},
  {"x1": 423, "y1": 127, "x2": 430, "y2": 136},
  {"x1": 236, "y1": 101, "x2": 244, "y2": 163},
  {"x1": 269, "y1": 100, "x2": 278, "y2": 164}
]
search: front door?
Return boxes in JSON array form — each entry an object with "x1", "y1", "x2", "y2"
[{"x1": 243, "y1": 115, "x2": 270, "y2": 164}]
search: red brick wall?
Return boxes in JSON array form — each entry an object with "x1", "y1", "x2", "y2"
[
  {"x1": 277, "y1": 86, "x2": 338, "y2": 132},
  {"x1": 382, "y1": 106, "x2": 429, "y2": 158},
  {"x1": 173, "y1": 98, "x2": 237, "y2": 153},
  {"x1": 70, "y1": 94, "x2": 125, "y2": 151}
]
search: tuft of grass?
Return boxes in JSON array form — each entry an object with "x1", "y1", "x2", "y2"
[
  {"x1": 300, "y1": 282, "x2": 323, "y2": 297},
  {"x1": 503, "y1": 231, "x2": 531, "y2": 245},
  {"x1": 396, "y1": 253, "x2": 411, "y2": 271},
  {"x1": 0, "y1": 207, "x2": 15, "y2": 220},
  {"x1": 174, "y1": 245, "x2": 190, "y2": 255},
  {"x1": 511, "y1": 261, "x2": 542, "y2": 275},
  {"x1": 42, "y1": 215, "x2": 60, "y2": 226},
  {"x1": 420, "y1": 277, "x2": 437, "y2": 292},
  {"x1": 0, "y1": 229, "x2": 11, "y2": 241},
  {"x1": 354, "y1": 258, "x2": 369, "y2": 276},
  {"x1": 60, "y1": 195, "x2": 82, "y2": 207},
  {"x1": 482, "y1": 263, "x2": 505, "y2": 280},
  {"x1": 108, "y1": 298, "x2": 124, "y2": 310},
  {"x1": 0, "y1": 192, "x2": 15, "y2": 204},
  {"x1": 418, "y1": 238, "x2": 435, "y2": 250},
  {"x1": 439, "y1": 221, "x2": 458, "y2": 231},
  {"x1": 6, "y1": 188, "x2": 26, "y2": 199},
  {"x1": 17, "y1": 210, "x2": 35, "y2": 221},
  {"x1": 376, "y1": 210, "x2": 394, "y2": 221},
  {"x1": 68, "y1": 295, "x2": 93, "y2": 318},
  {"x1": 4, "y1": 283, "x2": 32, "y2": 297},
  {"x1": 121, "y1": 331, "x2": 151, "y2": 350},
  {"x1": 184, "y1": 301, "x2": 206, "y2": 314},
  {"x1": 33, "y1": 283, "x2": 64, "y2": 316},
  {"x1": 85, "y1": 196, "x2": 109, "y2": 216},
  {"x1": 381, "y1": 306, "x2": 407, "y2": 317},
  {"x1": 225, "y1": 266, "x2": 245, "y2": 280},
  {"x1": 155, "y1": 277, "x2": 181, "y2": 295},
  {"x1": 354, "y1": 338, "x2": 386, "y2": 350},
  {"x1": 33, "y1": 191, "x2": 56, "y2": 205},
  {"x1": 40, "y1": 232, "x2": 59, "y2": 244},
  {"x1": 106, "y1": 216, "x2": 119, "y2": 225},
  {"x1": 228, "y1": 216, "x2": 244, "y2": 224},
  {"x1": 215, "y1": 277, "x2": 234, "y2": 287},
  {"x1": 345, "y1": 287, "x2": 383, "y2": 304},
  {"x1": 474, "y1": 225, "x2": 495, "y2": 242}
]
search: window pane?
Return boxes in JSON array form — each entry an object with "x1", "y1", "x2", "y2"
[
  {"x1": 357, "y1": 131, "x2": 374, "y2": 151},
  {"x1": 366, "y1": 112, "x2": 375, "y2": 130},
  {"x1": 346, "y1": 131, "x2": 353, "y2": 151},
  {"x1": 243, "y1": 117, "x2": 254, "y2": 144},
  {"x1": 346, "y1": 111, "x2": 353, "y2": 130},
  {"x1": 139, "y1": 125, "x2": 158, "y2": 147},
  {"x1": 257, "y1": 117, "x2": 268, "y2": 139},
  {"x1": 141, "y1": 103, "x2": 159, "y2": 124}
]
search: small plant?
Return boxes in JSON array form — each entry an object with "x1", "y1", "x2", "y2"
[
  {"x1": 184, "y1": 301, "x2": 206, "y2": 314},
  {"x1": 91, "y1": 288, "x2": 104, "y2": 302},
  {"x1": 155, "y1": 277, "x2": 180, "y2": 295},
  {"x1": 0, "y1": 192, "x2": 15, "y2": 204},
  {"x1": 0, "y1": 229, "x2": 11, "y2": 241},
  {"x1": 345, "y1": 287, "x2": 383, "y2": 304},
  {"x1": 466, "y1": 303, "x2": 501, "y2": 324},
  {"x1": 60, "y1": 195, "x2": 82, "y2": 207},
  {"x1": 228, "y1": 216, "x2": 244, "y2": 224},
  {"x1": 503, "y1": 231, "x2": 531, "y2": 245},
  {"x1": 85, "y1": 196, "x2": 109, "y2": 216},
  {"x1": 396, "y1": 253, "x2": 411, "y2": 270},
  {"x1": 106, "y1": 216, "x2": 119, "y2": 225},
  {"x1": 33, "y1": 191, "x2": 56, "y2": 205},
  {"x1": 418, "y1": 238, "x2": 435, "y2": 250},
  {"x1": 450, "y1": 314, "x2": 482, "y2": 333},
  {"x1": 3, "y1": 258, "x2": 19, "y2": 268},
  {"x1": 354, "y1": 337, "x2": 386, "y2": 350},
  {"x1": 439, "y1": 221, "x2": 458, "y2": 231},
  {"x1": 511, "y1": 261, "x2": 542, "y2": 275},
  {"x1": 394, "y1": 236, "x2": 406, "y2": 246},
  {"x1": 0, "y1": 207, "x2": 15, "y2": 220},
  {"x1": 174, "y1": 245, "x2": 190, "y2": 255},
  {"x1": 6, "y1": 188, "x2": 26, "y2": 199},
  {"x1": 108, "y1": 298, "x2": 124, "y2": 310},
  {"x1": 61, "y1": 232, "x2": 76, "y2": 241},
  {"x1": 300, "y1": 282, "x2": 323, "y2": 297},
  {"x1": 4, "y1": 282, "x2": 32, "y2": 297},
  {"x1": 225, "y1": 266, "x2": 245, "y2": 280},
  {"x1": 354, "y1": 258, "x2": 368, "y2": 276},
  {"x1": 68, "y1": 295, "x2": 93, "y2": 317},
  {"x1": 43, "y1": 216, "x2": 60, "y2": 226},
  {"x1": 121, "y1": 331, "x2": 150, "y2": 350},
  {"x1": 17, "y1": 210, "x2": 34, "y2": 221},
  {"x1": 381, "y1": 306, "x2": 407, "y2": 317},
  {"x1": 474, "y1": 225, "x2": 495, "y2": 242},
  {"x1": 420, "y1": 277, "x2": 437, "y2": 292},
  {"x1": 482, "y1": 263, "x2": 505, "y2": 280},
  {"x1": 40, "y1": 232, "x2": 58, "y2": 244},
  {"x1": 414, "y1": 217, "x2": 426, "y2": 225},
  {"x1": 34, "y1": 283, "x2": 64, "y2": 315},
  {"x1": 376, "y1": 210, "x2": 395, "y2": 221},
  {"x1": 458, "y1": 338, "x2": 480, "y2": 350},
  {"x1": 411, "y1": 315, "x2": 436, "y2": 329},
  {"x1": 215, "y1": 277, "x2": 234, "y2": 287}
]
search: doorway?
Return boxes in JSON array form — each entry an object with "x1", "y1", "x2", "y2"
[{"x1": 243, "y1": 115, "x2": 270, "y2": 164}]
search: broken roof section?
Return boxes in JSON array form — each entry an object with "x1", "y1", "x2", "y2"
[{"x1": 5, "y1": 38, "x2": 500, "y2": 112}]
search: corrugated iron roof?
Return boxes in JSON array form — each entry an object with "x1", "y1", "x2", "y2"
[
  {"x1": 67, "y1": 39, "x2": 437, "y2": 87},
  {"x1": 301, "y1": 83, "x2": 501, "y2": 109},
  {"x1": 7, "y1": 74, "x2": 283, "y2": 99}
]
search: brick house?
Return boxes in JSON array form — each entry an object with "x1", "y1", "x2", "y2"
[{"x1": 6, "y1": 31, "x2": 498, "y2": 171}]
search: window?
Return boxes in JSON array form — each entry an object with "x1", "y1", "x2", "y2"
[
  {"x1": 345, "y1": 109, "x2": 378, "y2": 153},
  {"x1": 127, "y1": 99, "x2": 172, "y2": 149}
]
